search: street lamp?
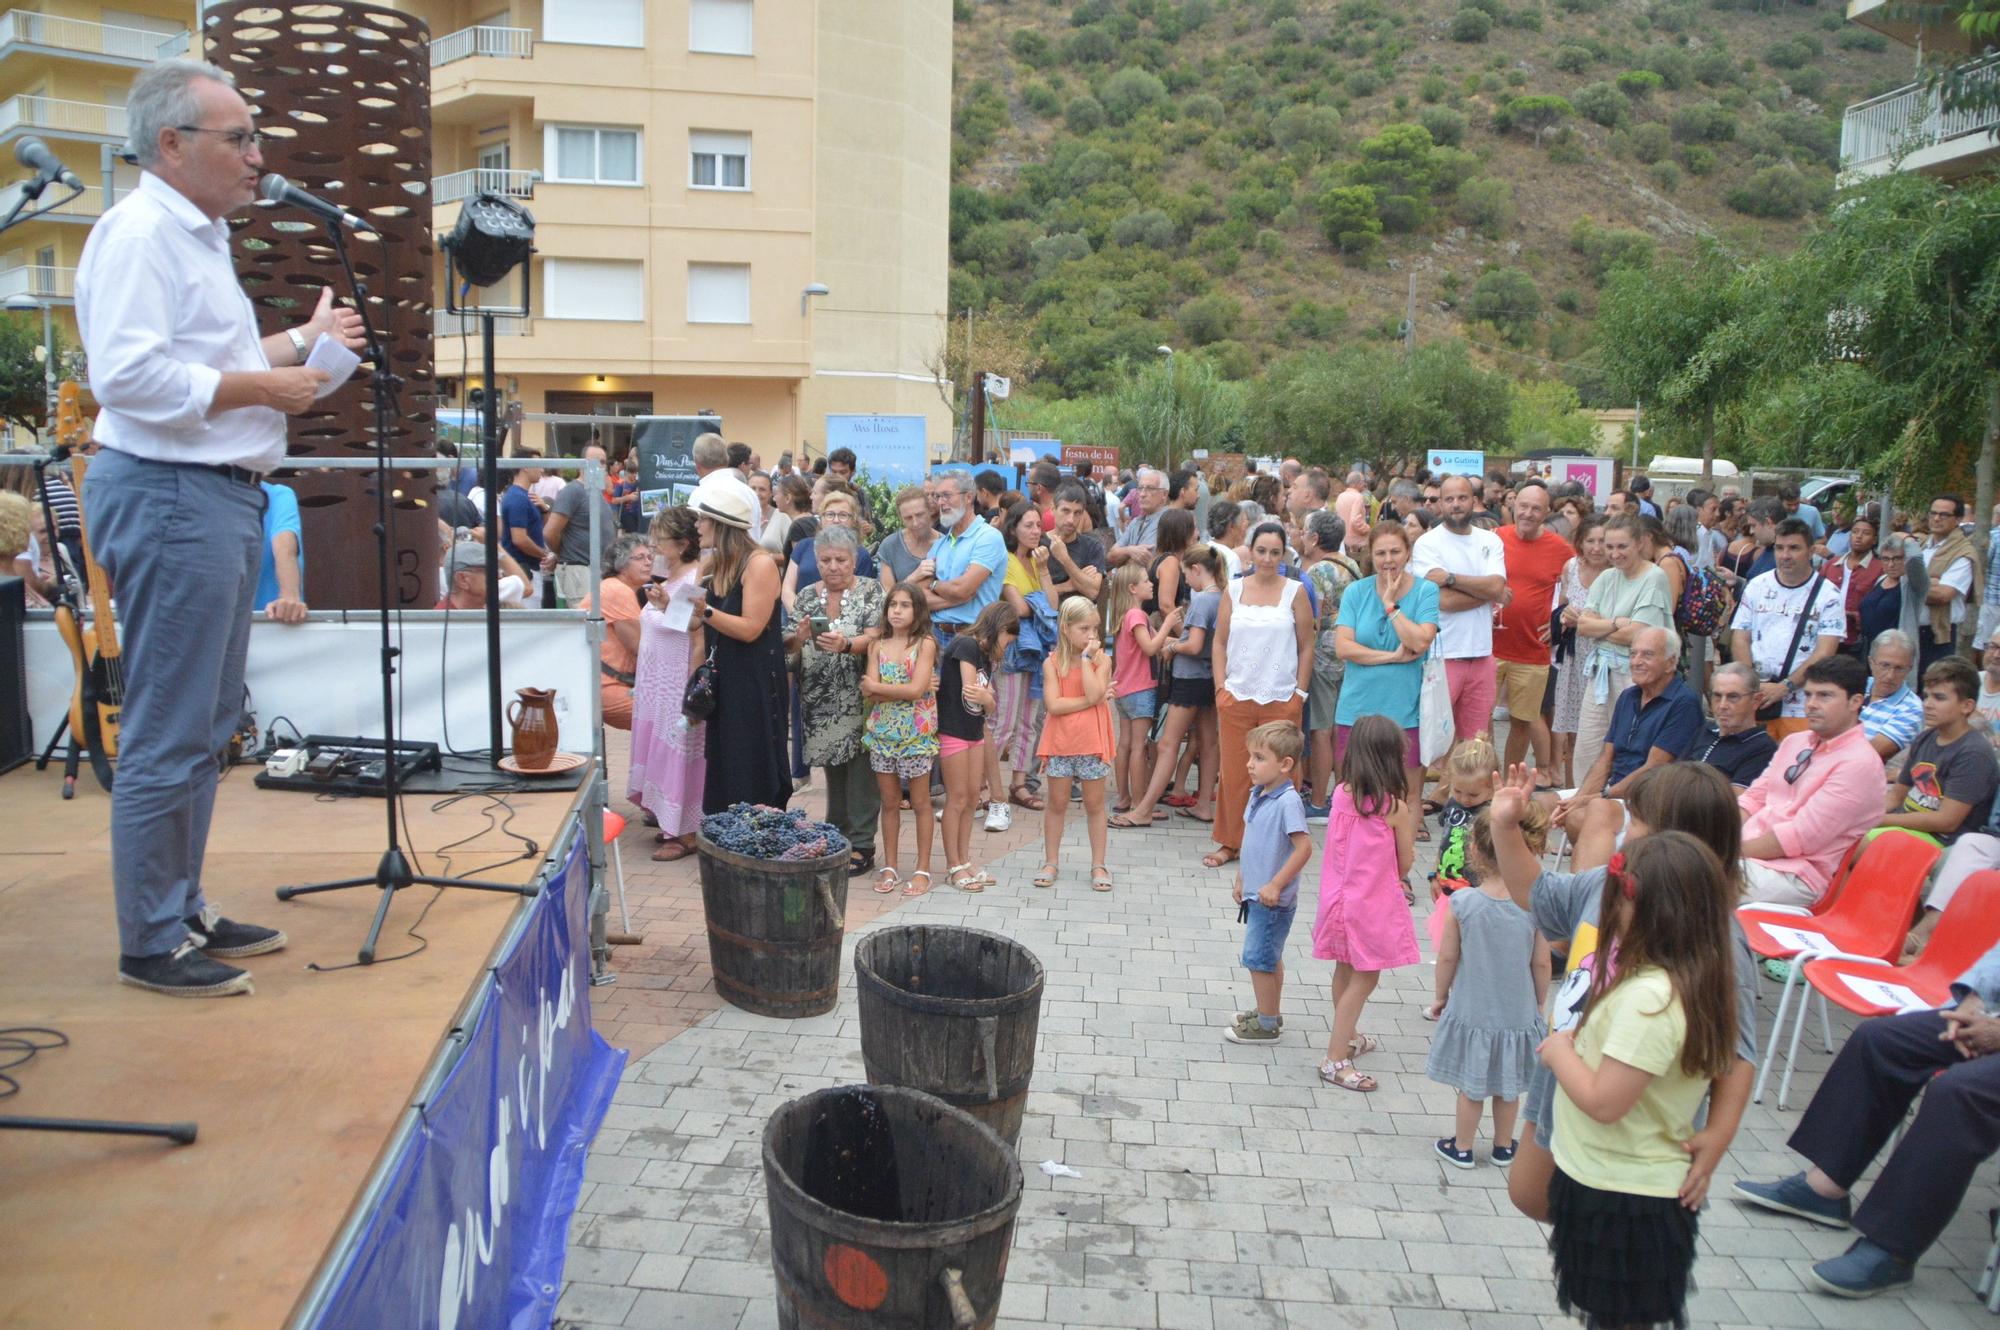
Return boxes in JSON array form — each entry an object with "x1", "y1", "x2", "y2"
[
  {"x1": 1156, "y1": 344, "x2": 1175, "y2": 471},
  {"x1": 4, "y1": 291, "x2": 53, "y2": 442}
]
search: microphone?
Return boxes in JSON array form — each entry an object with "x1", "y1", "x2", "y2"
[
  {"x1": 15, "y1": 138, "x2": 82, "y2": 193},
  {"x1": 257, "y1": 173, "x2": 374, "y2": 233}
]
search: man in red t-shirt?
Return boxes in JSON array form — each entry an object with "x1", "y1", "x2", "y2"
[{"x1": 1492, "y1": 480, "x2": 1573, "y2": 782}]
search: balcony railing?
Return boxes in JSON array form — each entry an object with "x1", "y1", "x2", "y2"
[
  {"x1": 1842, "y1": 53, "x2": 2000, "y2": 171},
  {"x1": 432, "y1": 167, "x2": 538, "y2": 205},
  {"x1": 430, "y1": 24, "x2": 531, "y2": 68},
  {"x1": 0, "y1": 265, "x2": 76, "y2": 302},
  {"x1": 432, "y1": 307, "x2": 531, "y2": 338},
  {"x1": 0, "y1": 180, "x2": 133, "y2": 220},
  {"x1": 0, "y1": 95, "x2": 126, "y2": 140},
  {"x1": 0, "y1": 10, "x2": 189, "y2": 62}
]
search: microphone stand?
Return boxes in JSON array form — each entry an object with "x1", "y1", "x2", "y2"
[
  {"x1": 274, "y1": 218, "x2": 537, "y2": 964},
  {"x1": 0, "y1": 176, "x2": 85, "y2": 236}
]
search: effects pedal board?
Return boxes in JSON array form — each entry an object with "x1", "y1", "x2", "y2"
[{"x1": 252, "y1": 734, "x2": 442, "y2": 797}]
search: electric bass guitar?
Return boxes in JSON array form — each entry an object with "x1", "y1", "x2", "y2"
[{"x1": 49, "y1": 452, "x2": 119, "y2": 793}]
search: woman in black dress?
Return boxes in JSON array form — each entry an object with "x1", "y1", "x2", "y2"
[{"x1": 695, "y1": 488, "x2": 794, "y2": 813}]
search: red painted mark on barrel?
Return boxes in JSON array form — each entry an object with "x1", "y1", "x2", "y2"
[{"x1": 824, "y1": 1243, "x2": 888, "y2": 1310}]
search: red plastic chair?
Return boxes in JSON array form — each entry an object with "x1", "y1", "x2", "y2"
[
  {"x1": 602, "y1": 809, "x2": 631, "y2": 935},
  {"x1": 1740, "y1": 829, "x2": 1940, "y2": 1107},
  {"x1": 1804, "y1": 869, "x2": 2000, "y2": 1018}
]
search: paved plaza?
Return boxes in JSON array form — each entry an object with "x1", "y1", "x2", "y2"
[{"x1": 559, "y1": 792, "x2": 2000, "y2": 1330}]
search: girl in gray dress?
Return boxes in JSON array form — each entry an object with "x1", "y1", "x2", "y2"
[{"x1": 1424, "y1": 803, "x2": 1553, "y2": 1169}]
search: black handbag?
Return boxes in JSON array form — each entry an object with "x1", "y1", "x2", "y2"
[
  {"x1": 683, "y1": 642, "x2": 719, "y2": 723},
  {"x1": 1755, "y1": 571, "x2": 1826, "y2": 723}
]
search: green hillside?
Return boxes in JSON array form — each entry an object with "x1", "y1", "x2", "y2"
[{"x1": 948, "y1": 0, "x2": 1913, "y2": 409}]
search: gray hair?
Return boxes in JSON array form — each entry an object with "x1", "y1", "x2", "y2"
[
  {"x1": 128, "y1": 57, "x2": 236, "y2": 167},
  {"x1": 1135, "y1": 465, "x2": 1166, "y2": 489},
  {"x1": 1632, "y1": 623, "x2": 1681, "y2": 662},
  {"x1": 1239, "y1": 501, "x2": 1266, "y2": 527},
  {"x1": 1713, "y1": 660, "x2": 1758, "y2": 691},
  {"x1": 1869, "y1": 628, "x2": 1917, "y2": 662},
  {"x1": 1390, "y1": 479, "x2": 1420, "y2": 503},
  {"x1": 1664, "y1": 503, "x2": 1700, "y2": 552},
  {"x1": 812, "y1": 522, "x2": 860, "y2": 557},
  {"x1": 1306, "y1": 510, "x2": 1345, "y2": 553},
  {"x1": 1346, "y1": 470, "x2": 1366, "y2": 487},
  {"x1": 691, "y1": 432, "x2": 728, "y2": 470},
  {"x1": 608, "y1": 533, "x2": 649, "y2": 569},
  {"x1": 941, "y1": 469, "x2": 976, "y2": 497}
]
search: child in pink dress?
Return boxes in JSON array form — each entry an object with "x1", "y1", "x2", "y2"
[{"x1": 1313, "y1": 713, "x2": 1419, "y2": 1092}]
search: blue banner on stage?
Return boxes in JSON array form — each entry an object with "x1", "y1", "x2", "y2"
[{"x1": 306, "y1": 826, "x2": 626, "y2": 1330}]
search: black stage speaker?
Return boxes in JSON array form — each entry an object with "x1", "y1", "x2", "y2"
[{"x1": 0, "y1": 577, "x2": 27, "y2": 775}]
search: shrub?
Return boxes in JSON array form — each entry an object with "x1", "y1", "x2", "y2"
[
  {"x1": 1101, "y1": 66, "x2": 1169, "y2": 122},
  {"x1": 1573, "y1": 81, "x2": 1627, "y2": 127},
  {"x1": 1640, "y1": 44, "x2": 1693, "y2": 90},
  {"x1": 1650, "y1": 159, "x2": 1681, "y2": 192},
  {"x1": 1255, "y1": 227, "x2": 1285, "y2": 258},
  {"x1": 1726, "y1": 163, "x2": 1826, "y2": 219},
  {"x1": 1270, "y1": 15, "x2": 1304, "y2": 43},
  {"x1": 1419, "y1": 72, "x2": 1451, "y2": 102},
  {"x1": 1011, "y1": 29, "x2": 1054, "y2": 65},
  {"x1": 1468, "y1": 266, "x2": 1540, "y2": 342},
  {"x1": 1785, "y1": 67, "x2": 1827, "y2": 100},
  {"x1": 1065, "y1": 25, "x2": 1118, "y2": 63},
  {"x1": 1553, "y1": 43, "x2": 1593, "y2": 73},
  {"x1": 1670, "y1": 100, "x2": 1736, "y2": 143},
  {"x1": 1178, "y1": 291, "x2": 1243, "y2": 344},
  {"x1": 1502, "y1": 94, "x2": 1573, "y2": 145},
  {"x1": 1110, "y1": 206, "x2": 1180, "y2": 247},
  {"x1": 1449, "y1": 7, "x2": 1492, "y2": 41},
  {"x1": 1345, "y1": 68, "x2": 1382, "y2": 97},
  {"x1": 1023, "y1": 81, "x2": 1063, "y2": 117},
  {"x1": 1837, "y1": 27, "x2": 1888, "y2": 51},
  {"x1": 1456, "y1": 176, "x2": 1515, "y2": 236},
  {"x1": 1031, "y1": 230, "x2": 1092, "y2": 277},
  {"x1": 1762, "y1": 38, "x2": 1812, "y2": 70},
  {"x1": 1316, "y1": 184, "x2": 1383, "y2": 256},
  {"x1": 1376, "y1": 192, "x2": 1426, "y2": 231},
  {"x1": 1758, "y1": 110, "x2": 1839, "y2": 167},
  {"x1": 1419, "y1": 104, "x2": 1467, "y2": 146},
  {"x1": 1628, "y1": 121, "x2": 1672, "y2": 163},
  {"x1": 1553, "y1": 287, "x2": 1582, "y2": 313},
  {"x1": 1569, "y1": 218, "x2": 1654, "y2": 280},
  {"x1": 1681, "y1": 143, "x2": 1717, "y2": 174},
  {"x1": 958, "y1": 219, "x2": 1038, "y2": 272},
  {"x1": 1182, "y1": 91, "x2": 1225, "y2": 124},
  {"x1": 1066, "y1": 93, "x2": 1107, "y2": 130},
  {"x1": 1271, "y1": 103, "x2": 1344, "y2": 159},
  {"x1": 1285, "y1": 298, "x2": 1347, "y2": 339},
  {"x1": 1616, "y1": 68, "x2": 1667, "y2": 99},
  {"x1": 1694, "y1": 48, "x2": 1737, "y2": 86}
]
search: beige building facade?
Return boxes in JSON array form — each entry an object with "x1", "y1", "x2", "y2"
[{"x1": 411, "y1": 0, "x2": 952, "y2": 464}]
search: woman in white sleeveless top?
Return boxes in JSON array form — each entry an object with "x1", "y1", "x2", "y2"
[{"x1": 1206, "y1": 521, "x2": 1314, "y2": 868}]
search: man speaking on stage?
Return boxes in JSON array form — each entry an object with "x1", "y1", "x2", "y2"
[{"x1": 78, "y1": 58, "x2": 364, "y2": 997}]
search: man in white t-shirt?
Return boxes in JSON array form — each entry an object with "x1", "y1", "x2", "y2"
[
  {"x1": 1729, "y1": 518, "x2": 1845, "y2": 741},
  {"x1": 1410, "y1": 474, "x2": 1509, "y2": 746},
  {"x1": 1920, "y1": 492, "x2": 1977, "y2": 674}
]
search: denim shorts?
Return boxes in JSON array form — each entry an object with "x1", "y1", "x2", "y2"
[
  {"x1": 1114, "y1": 689, "x2": 1157, "y2": 722},
  {"x1": 1240, "y1": 900, "x2": 1297, "y2": 973}
]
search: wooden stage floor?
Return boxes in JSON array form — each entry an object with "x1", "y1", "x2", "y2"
[{"x1": 0, "y1": 763, "x2": 587, "y2": 1330}]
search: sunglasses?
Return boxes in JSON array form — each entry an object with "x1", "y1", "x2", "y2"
[{"x1": 1784, "y1": 746, "x2": 1814, "y2": 785}]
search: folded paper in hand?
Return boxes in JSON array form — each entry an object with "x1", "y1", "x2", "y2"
[{"x1": 306, "y1": 333, "x2": 361, "y2": 399}]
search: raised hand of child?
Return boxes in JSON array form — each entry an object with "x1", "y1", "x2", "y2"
[{"x1": 1490, "y1": 763, "x2": 1534, "y2": 828}]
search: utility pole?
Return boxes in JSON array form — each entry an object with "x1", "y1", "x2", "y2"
[{"x1": 1404, "y1": 271, "x2": 1416, "y2": 357}]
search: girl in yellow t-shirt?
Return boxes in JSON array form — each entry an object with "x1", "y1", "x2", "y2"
[{"x1": 1535, "y1": 831, "x2": 1739, "y2": 1330}]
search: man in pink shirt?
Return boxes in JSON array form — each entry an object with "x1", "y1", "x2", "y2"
[
  {"x1": 1738, "y1": 652, "x2": 1886, "y2": 906},
  {"x1": 1333, "y1": 470, "x2": 1370, "y2": 562}
]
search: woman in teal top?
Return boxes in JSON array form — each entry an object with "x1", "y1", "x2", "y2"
[{"x1": 1335, "y1": 523, "x2": 1441, "y2": 801}]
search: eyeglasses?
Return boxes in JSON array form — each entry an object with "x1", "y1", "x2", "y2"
[
  {"x1": 1784, "y1": 745, "x2": 1814, "y2": 785},
  {"x1": 1930, "y1": 508, "x2": 1958, "y2": 520},
  {"x1": 1709, "y1": 690, "x2": 1749, "y2": 704},
  {"x1": 176, "y1": 125, "x2": 266, "y2": 154}
]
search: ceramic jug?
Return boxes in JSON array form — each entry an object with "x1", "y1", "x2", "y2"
[{"x1": 508, "y1": 687, "x2": 558, "y2": 769}]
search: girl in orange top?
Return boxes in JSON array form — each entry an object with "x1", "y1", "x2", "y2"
[{"x1": 1037, "y1": 594, "x2": 1117, "y2": 892}]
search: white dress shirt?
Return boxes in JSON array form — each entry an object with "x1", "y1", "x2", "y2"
[{"x1": 76, "y1": 172, "x2": 286, "y2": 472}]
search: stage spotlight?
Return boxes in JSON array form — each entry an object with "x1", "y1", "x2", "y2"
[{"x1": 442, "y1": 193, "x2": 534, "y2": 289}]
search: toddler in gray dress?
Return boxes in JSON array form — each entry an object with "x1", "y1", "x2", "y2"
[{"x1": 1424, "y1": 804, "x2": 1553, "y2": 1169}]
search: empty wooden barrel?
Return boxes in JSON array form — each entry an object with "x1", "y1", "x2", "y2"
[
  {"x1": 855, "y1": 925, "x2": 1044, "y2": 1148},
  {"x1": 763, "y1": 1085, "x2": 1022, "y2": 1329},
  {"x1": 695, "y1": 835, "x2": 849, "y2": 1018}
]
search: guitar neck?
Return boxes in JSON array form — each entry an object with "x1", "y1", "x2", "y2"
[{"x1": 69, "y1": 454, "x2": 120, "y2": 660}]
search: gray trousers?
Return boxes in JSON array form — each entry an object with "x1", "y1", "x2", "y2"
[
  {"x1": 83, "y1": 448, "x2": 264, "y2": 958},
  {"x1": 823, "y1": 750, "x2": 879, "y2": 857}
]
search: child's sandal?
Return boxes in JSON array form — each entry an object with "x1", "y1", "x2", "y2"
[
  {"x1": 1348, "y1": 1032, "x2": 1380, "y2": 1057},
  {"x1": 1319, "y1": 1059, "x2": 1376, "y2": 1092},
  {"x1": 1032, "y1": 863, "x2": 1058, "y2": 889},
  {"x1": 901, "y1": 870, "x2": 933, "y2": 897},
  {"x1": 871, "y1": 866, "x2": 901, "y2": 894},
  {"x1": 1091, "y1": 864, "x2": 1114, "y2": 892}
]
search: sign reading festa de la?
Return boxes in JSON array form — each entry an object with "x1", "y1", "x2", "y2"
[
  {"x1": 824, "y1": 414, "x2": 928, "y2": 486},
  {"x1": 1426, "y1": 449, "x2": 1485, "y2": 477},
  {"x1": 1062, "y1": 444, "x2": 1119, "y2": 478}
]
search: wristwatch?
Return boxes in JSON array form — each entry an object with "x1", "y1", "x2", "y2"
[
  {"x1": 1445, "y1": 571, "x2": 1458, "y2": 589},
  {"x1": 286, "y1": 328, "x2": 308, "y2": 363}
]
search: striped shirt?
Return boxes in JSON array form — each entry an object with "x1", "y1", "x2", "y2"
[
  {"x1": 1861, "y1": 680, "x2": 1923, "y2": 755},
  {"x1": 40, "y1": 468, "x2": 80, "y2": 536}
]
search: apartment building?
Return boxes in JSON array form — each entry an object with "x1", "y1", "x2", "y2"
[
  {"x1": 0, "y1": 1, "x2": 189, "y2": 369},
  {"x1": 1841, "y1": 0, "x2": 2000, "y2": 180},
  {"x1": 411, "y1": 0, "x2": 951, "y2": 461}
]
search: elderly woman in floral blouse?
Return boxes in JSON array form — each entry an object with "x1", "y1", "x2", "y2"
[{"x1": 788, "y1": 523, "x2": 886, "y2": 876}]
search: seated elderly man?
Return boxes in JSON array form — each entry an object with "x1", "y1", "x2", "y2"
[
  {"x1": 1733, "y1": 940, "x2": 2000, "y2": 1298},
  {"x1": 1737, "y1": 652, "x2": 1885, "y2": 907},
  {"x1": 1693, "y1": 661, "x2": 1779, "y2": 789},
  {"x1": 1858, "y1": 629, "x2": 1923, "y2": 762},
  {"x1": 1551, "y1": 625, "x2": 1703, "y2": 863}
]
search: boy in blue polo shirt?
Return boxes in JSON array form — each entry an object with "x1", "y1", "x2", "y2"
[{"x1": 1225, "y1": 721, "x2": 1313, "y2": 1044}]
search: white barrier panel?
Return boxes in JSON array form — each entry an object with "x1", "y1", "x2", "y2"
[{"x1": 23, "y1": 612, "x2": 597, "y2": 758}]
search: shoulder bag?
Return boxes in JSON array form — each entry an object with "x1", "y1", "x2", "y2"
[{"x1": 1754, "y1": 570, "x2": 1826, "y2": 723}]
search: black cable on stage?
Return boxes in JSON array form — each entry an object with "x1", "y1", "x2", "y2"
[{"x1": 0, "y1": 1027, "x2": 69, "y2": 1101}]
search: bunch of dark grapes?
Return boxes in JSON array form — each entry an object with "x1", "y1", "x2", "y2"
[{"x1": 701, "y1": 803, "x2": 848, "y2": 861}]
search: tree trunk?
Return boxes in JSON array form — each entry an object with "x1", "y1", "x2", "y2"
[{"x1": 1700, "y1": 398, "x2": 1715, "y2": 489}]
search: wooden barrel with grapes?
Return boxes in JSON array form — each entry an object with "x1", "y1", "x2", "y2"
[{"x1": 697, "y1": 806, "x2": 852, "y2": 1019}]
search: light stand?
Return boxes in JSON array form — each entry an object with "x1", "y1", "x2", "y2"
[{"x1": 274, "y1": 217, "x2": 536, "y2": 964}]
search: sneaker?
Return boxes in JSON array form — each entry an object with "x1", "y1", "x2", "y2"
[
  {"x1": 1491, "y1": 1141, "x2": 1518, "y2": 1167},
  {"x1": 1434, "y1": 1138, "x2": 1477, "y2": 1169},
  {"x1": 984, "y1": 802, "x2": 1012, "y2": 832},
  {"x1": 1731, "y1": 1173, "x2": 1853, "y2": 1228},
  {"x1": 1304, "y1": 800, "x2": 1330, "y2": 823},
  {"x1": 1807, "y1": 1239, "x2": 1915, "y2": 1299},
  {"x1": 184, "y1": 904, "x2": 287, "y2": 959},
  {"x1": 1222, "y1": 1012, "x2": 1281, "y2": 1044},
  {"x1": 1235, "y1": 1008, "x2": 1284, "y2": 1031},
  {"x1": 118, "y1": 939, "x2": 254, "y2": 998}
]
